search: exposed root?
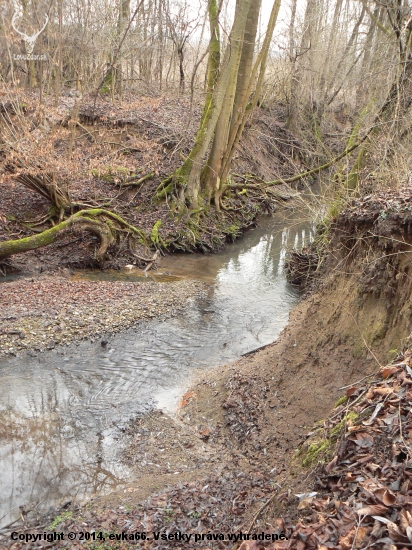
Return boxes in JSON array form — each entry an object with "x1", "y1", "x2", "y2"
[
  {"x1": 0, "y1": 208, "x2": 147, "y2": 264},
  {"x1": 284, "y1": 246, "x2": 320, "y2": 288},
  {"x1": 114, "y1": 171, "x2": 155, "y2": 187},
  {"x1": 5, "y1": 164, "x2": 71, "y2": 211},
  {"x1": 150, "y1": 220, "x2": 166, "y2": 249}
]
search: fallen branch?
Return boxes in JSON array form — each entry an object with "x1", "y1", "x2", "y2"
[
  {"x1": 143, "y1": 250, "x2": 160, "y2": 273},
  {"x1": 229, "y1": 134, "x2": 369, "y2": 190},
  {"x1": 116, "y1": 171, "x2": 155, "y2": 187}
]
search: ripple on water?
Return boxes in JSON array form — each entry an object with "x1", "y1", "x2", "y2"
[{"x1": 0, "y1": 215, "x2": 315, "y2": 527}]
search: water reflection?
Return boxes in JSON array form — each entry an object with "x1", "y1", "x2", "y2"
[{"x1": 0, "y1": 215, "x2": 313, "y2": 527}]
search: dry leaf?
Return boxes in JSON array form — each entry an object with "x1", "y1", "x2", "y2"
[
  {"x1": 326, "y1": 455, "x2": 338, "y2": 473},
  {"x1": 298, "y1": 496, "x2": 315, "y2": 509},
  {"x1": 357, "y1": 504, "x2": 388, "y2": 516},
  {"x1": 238, "y1": 542, "x2": 260, "y2": 550},
  {"x1": 375, "y1": 487, "x2": 396, "y2": 506},
  {"x1": 380, "y1": 365, "x2": 401, "y2": 379},
  {"x1": 340, "y1": 526, "x2": 370, "y2": 549}
]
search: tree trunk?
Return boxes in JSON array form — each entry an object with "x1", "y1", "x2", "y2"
[
  {"x1": 116, "y1": 0, "x2": 130, "y2": 99},
  {"x1": 286, "y1": 0, "x2": 315, "y2": 132},
  {"x1": 217, "y1": 0, "x2": 282, "y2": 199},
  {"x1": 346, "y1": 11, "x2": 412, "y2": 191},
  {"x1": 169, "y1": 0, "x2": 251, "y2": 209},
  {"x1": 202, "y1": 0, "x2": 261, "y2": 203}
]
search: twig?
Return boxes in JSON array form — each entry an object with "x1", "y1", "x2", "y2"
[
  {"x1": 231, "y1": 487, "x2": 282, "y2": 549},
  {"x1": 339, "y1": 373, "x2": 378, "y2": 390}
]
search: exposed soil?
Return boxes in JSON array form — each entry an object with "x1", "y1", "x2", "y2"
[
  {"x1": 2, "y1": 86, "x2": 410, "y2": 550},
  {"x1": 0, "y1": 90, "x2": 305, "y2": 360},
  {"x1": 0, "y1": 89, "x2": 306, "y2": 278}
]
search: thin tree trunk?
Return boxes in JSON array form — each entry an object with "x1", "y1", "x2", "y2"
[
  {"x1": 219, "y1": 0, "x2": 282, "y2": 191},
  {"x1": 55, "y1": 0, "x2": 63, "y2": 106},
  {"x1": 173, "y1": 0, "x2": 251, "y2": 208},
  {"x1": 202, "y1": 0, "x2": 261, "y2": 201},
  {"x1": 287, "y1": 0, "x2": 314, "y2": 131}
]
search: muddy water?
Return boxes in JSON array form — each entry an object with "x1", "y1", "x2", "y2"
[{"x1": 0, "y1": 214, "x2": 313, "y2": 527}]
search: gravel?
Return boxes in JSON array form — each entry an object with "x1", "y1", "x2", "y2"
[{"x1": 0, "y1": 276, "x2": 205, "y2": 357}]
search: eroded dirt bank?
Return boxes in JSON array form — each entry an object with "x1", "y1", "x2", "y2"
[
  {"x1": 0, "y1": 91, "x2": 303, "y2": 277},
  {"x1": 3, "y1": 190, "x2": 412, "y2": 550}
]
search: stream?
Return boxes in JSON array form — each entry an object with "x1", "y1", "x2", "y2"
[{"x1": 0, "y1": 213, "x2": 314, "y2": 528}]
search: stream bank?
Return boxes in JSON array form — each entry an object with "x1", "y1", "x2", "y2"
[
  {"x1": 0, "y1": 276, "x2": 204, "y2": 357},
  {"x1": 0, "y1": 91, "x2": 305, "y2": 274},
  {"x1": 4, "y1": 189, "x2": 411, "y2": 549}
]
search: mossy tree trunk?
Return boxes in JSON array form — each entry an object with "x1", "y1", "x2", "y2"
[
  {"x1": 0, "y1": 209, "x2": 146, "y2": 263},
  {"x1": 163, "y1": 0, "x2": 251, "y2": 209},
  {"x1": 201, "y1": 0, "x2": 261, "y2": 207},
  {"x1": 160, "y1": 0, "x2": 282, "y2": 210},
  {"x1": 217, "y1": 0, "x2": 282, "y2": 199}
]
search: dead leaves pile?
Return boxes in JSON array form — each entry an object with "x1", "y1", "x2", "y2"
[
  {"x1": 223, "y1": 372, "x2": 269, "y2": 448},
  {"x1": 273, "y1": 348, "x2": 412, "y2": 549},
  {"x1": 10, "y1": 470, "x2": 275, "y2": 549}
]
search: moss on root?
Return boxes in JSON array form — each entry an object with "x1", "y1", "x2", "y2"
[
  {"x1": 0, "y1": 208, "x2": 147, "y2": 263},
  {"x1": 335, "y1": 395, "x2": 348, "y2": 407},
  {"x1": 150, "y1": 220, "x2": 166, "y2": 248}
]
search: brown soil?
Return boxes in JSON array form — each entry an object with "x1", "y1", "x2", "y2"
[
  {"x1": 2, "y1": 87, "x2": 410, "y2": 549},
  {"x1": 5, "y1": 190, "x2": 412, "y2": 549}
]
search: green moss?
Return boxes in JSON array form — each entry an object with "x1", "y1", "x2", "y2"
[
  {"x1": 164, "y1": 508, "x2": 174, "y2": 521},
  {"x1": 48, "y1": 511, "x2": 73, "y2": 530},
  {"x1": 227, "y1": 223, "x2": 240, "y2": 236},
  {"x1": 367, "y1": 320, "x2": 387, "y2": 343},
  {"x1": 335, "y1": 395, "x2": 348, "y2": 407},
  {"x1": 301, "y1": 439, "x2": 332, "y2": 468},
  {"x1": 300, "y1": 412, "x2": 358, "y2": 468},
  {"x1": 91, "y1": 166, "x2": 131, "y2": 182},
  {"x1": 388, "y1": 348, "x2": 398, "y2": 361},
  {"x1": 150, "y1": 220, "x2": 165, "y2": 248}
]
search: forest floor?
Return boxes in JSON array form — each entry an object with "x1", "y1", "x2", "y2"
[{"x1": 3, "y1": 190, "x2": 412, "y2": 549}]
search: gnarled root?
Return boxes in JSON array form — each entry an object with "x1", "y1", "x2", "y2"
[{"x1": 0, "y1": 208, "x2": 147, "y2": 264}]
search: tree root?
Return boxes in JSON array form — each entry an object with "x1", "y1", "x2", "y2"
[
  {"x1": 115, "y1": 172, "x2": 155, "y2": 187},
  {"x1": 155, "y1": 168, "x2": 189, "y2": 201},
  {"x1": 5, "y1": 164, "x2": 71, "y2": 210},
  {"x1": 150, "y1": 220, "x2": 166, "y2": 248},
  {"x1": 0, "y1": 208, "x2": 147, "y2": 263}
]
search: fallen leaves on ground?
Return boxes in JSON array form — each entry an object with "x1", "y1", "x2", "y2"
[{"x1": 271, "y1": 348, "x2": 412, "y2": 549}]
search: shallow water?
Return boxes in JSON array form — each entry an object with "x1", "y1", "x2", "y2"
[{"x1": 0, "y1": 213, "x2": 314, "y2": 527}]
